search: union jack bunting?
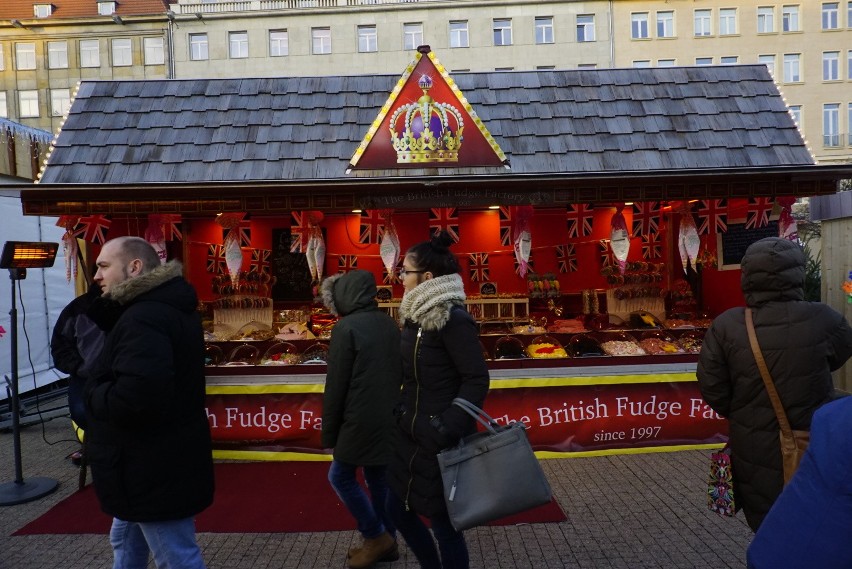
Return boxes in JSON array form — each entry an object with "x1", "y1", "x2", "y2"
[
  {"x1": 429, "y1": 208, "x2": 460, "y2": 242},
  {"x1": 631, "y1": 201, "x2": 660, "y2": 237},
  {"x1": 642, "y1": 232, "x2": 662, "y2": 259},
  {"x1": 337, "y1": 255, "x2": 358, "y2": 273},
  {"x1": 207, "y1": 244, "x2": 226, "y2": 273},
  {"x1": 566, "y1": 204, "x2": 594, "y2": 238},
  {"x1": 162, "y1": 214, "x2": 183, "y2": 241},
  {"x1": 556, "y1": 244, "x2": 578, "y2": 273},
  {"x1": 745, "y1": 197, "x2": 774, "y2": 229},
  {"x1": 382, "y1": 264, "x2": 399, "y2": 285},
  {"x1": 250, "y1": 249, "x2": 270, "y2": 272},
  {"x1": 696, "y1": 199, "x2": 728, "y2": 235},
  {"x1": 468, "y1": 253, "x2": 490, "y2": 282},
  {"x1": 223, "y1": 220, "x2": 251, "y2": 247},
  {"x1": 290, "y1": 211, "x2": 311, "y2": 253},
  {"x1": 514, "y1": 252, "x2": 534, "y2": 276},
  {"x1": 599, "y1": 240, "x2": 616, "y2": 268},
  {"x1": 73, "y1": 214, "x2": 112, "y2": 244},
  {"x1": 359, "y1": 210, "x2": 384, "y2": 244},
  {"x1": 498, "y1": 207, "x2": 513, "y2": 246}
]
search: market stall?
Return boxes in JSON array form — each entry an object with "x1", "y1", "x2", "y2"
[{"x1": 21, "y1": 48, "x2": 852, "y2": 459}]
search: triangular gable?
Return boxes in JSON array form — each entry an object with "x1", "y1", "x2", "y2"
[{"x1": 349, "y1": 46, "x2": 507, "y2": 170}]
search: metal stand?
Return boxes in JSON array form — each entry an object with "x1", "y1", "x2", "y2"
[{"x1": 0, "y1": 269, "x2": 58, "y2": 506}]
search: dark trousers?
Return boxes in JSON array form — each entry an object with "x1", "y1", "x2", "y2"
[{"x1": 386, "y1": 491, "x2": 468, "y2": 569}]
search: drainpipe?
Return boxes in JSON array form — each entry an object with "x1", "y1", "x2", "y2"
[{"x1": 608, "y1": 0, "x2": 615, "y2": 68}]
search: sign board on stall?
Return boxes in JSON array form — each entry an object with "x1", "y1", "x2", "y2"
[
  {"x1": 271, "y1": 228, "x2": 314, "y2": 300},
  {"x1": 717, "y1": 220, "x2": 779, "y2": 269}
]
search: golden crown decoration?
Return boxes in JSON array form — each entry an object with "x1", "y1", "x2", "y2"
[{"x1": 389, "y1": 74, "x2": 464, "y2": 164}]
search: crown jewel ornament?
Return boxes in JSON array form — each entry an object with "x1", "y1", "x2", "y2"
[{"x1": 389, "y1": 74, "x2": 464, "y2": 163}]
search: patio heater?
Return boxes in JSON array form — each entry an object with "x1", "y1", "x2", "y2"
[{"x1": 0, "y1": 241, "x2": 60, "y2": 505}]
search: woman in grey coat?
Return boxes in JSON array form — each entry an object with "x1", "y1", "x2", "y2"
[{"x1": 697, "y1": 237, "x2": 852, "y2": 531}]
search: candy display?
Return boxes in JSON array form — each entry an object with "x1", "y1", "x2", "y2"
[
  {"x1": 600, "y1": 333, "x2": 646, "y2": 356},
  {"x1": 301, "y1": 342, "x2": 330, "y2": 364},
  {"x1": 229, "y1": 320, "x2": 276, "y2": 341},
  {"x1": 225, "y1": 343, "x2": 260, "y2": 365},
  {"x1": 493, "y1": 336, "x2": 527, "y2": 359},
  {"x1": 260, "y1": 342, "x2": 301, "y2": 365},
  {"x1": 204, "y1": 344, "x2": 224, "y2": 366},
  {"x1": 638, "y1": 331, "x2": 684, "y2": 355},
  {"x1": 568, "y1": 334, "x2": 607, "y2": 357},
  {"x1": 526, "y1": 335, "x2": 568, "y2": 359},
  {"x1": 629, "y1": 310, "x2": 663, "y2": 329},
  {"x1": 677, "y1": 330, "x2": 705, "y2": 354},
  {"x1": 480, "y1": 322, "x2": 512, "y2": 336},
  {"x1": 547, "y1": 318, "x2": 588, "y2": 334}
]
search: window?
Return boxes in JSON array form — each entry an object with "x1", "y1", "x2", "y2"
[
  {"x1": 80, "y1": 39, "x2": 100, "y2": 67},
  {"x1": 719, "y1": 8, "x2": 737, "y2": 35},
  {"x1": 782, "y1": 6, "x2": 800, "y2": 32},
  {"x1": 783, "y1": 53, "x2": 801, "y2": 82},
  {"x1": 657, "y1": 11, "x2": 674, "y2": 38},
  {"x1": 449, "y1": 21, "x2": 469, "y2": 48},
  {"x1": 721, "y1": 56, "x2": 739, "y2": 65},
  {"x1": 143, "y1": 37, "x2": 164, "y2": 65},
  {"x1": 229, "y1": 32, "x2": 248, "y2": 59},
  {"x1": 757, "y1": 6, "x2": 775, "y2": 32},
  {"x1": 657, "y1": 59, "x2": 676, "y2": 67},
  {"x1": 848, "y1": 50, "x2": 852, "y2": 79},
  {"x1": 492, "y1": 19, "x2": 512, "y2": 46},
  {"x1": 694, "y1": 9, "x2": 712, "y2": 36},
  {"x1": 403, "y1": 23, "x2": 423, "y2": 50},
  {"x1": 759, "y1": 54, "x2": 776, "y2": 76},
  {"x1": 18, "y1": 90, "x2": 39, "y2": 118},
  {"x1": 633, "y1": 60, "x2": 651, "y2": 68},
  {"x1": 577, "y1": 15, "x2": 595, "y2": 42},
  {"x1": 33, "y1": 4, "x2": 52, "y2": 17},
  {"x1": 823, "y1": 103, "x2": 840, "y2": 146},
  {"x1": 535, "y1": 17, "x2": 554, "y2": 44},
  {"x1": 495, "y1": 67, "x2": 514, "y2": 71},
  {"x1": 111, "y1": 38, "x2": 131, "y2": 66},
  {"x1": 189, "y1": 33, "x2": 208, "y2": 61},
  {"x1": 848, "y1": 103, "x2": 852, "y2": 145},
  {"x1": 696, "y1": 57, "x2": 713, "y2": 66},
  {"x1": 536, "y1": 65, "x2": 555, "y2": 70},
  {"x1": 631, "y1": 13, "x2": 650, "y2": 39},
  {"x1": 0, "y1": 92, "x2": 7, "y2": 118},
  {"x1": 577, "y1": 63, "x2": 598, "y2": 69},
  {"x1": 823, "y1": 3, "x2": 840, "y2": 29},
  {"x1": 823, "y1": 51, "x2": 840, "y2": 80},
  {"x1": 0, "y1": 45, "x2": 3, "y2": 71},
  {"x1": 15, "y1": 43, "x2": 36, "y2": 70},
  {"x1": 849, "y1": 2, "x2": 852, "y2": 28},
  {"x1": 788, "y1": 105, "x2": 802, "y2": 127},
  {"x1": 98, "y1": 1, "x2": 116, "y2": 15},
  {"x1": 47, "y1": 41, "x2": 68, "y2": 69},
  {"x1": 312, "y1": 28, "x2": 331, "y2": 55},
  {"x1": 358, "y1": 25, "x2": 377, "y2": 53},
  {"x1": 269, "y1": 30, "x2": 288, "y2": 56},
  {"x1": 50, "y1": 88, "x2": 71, "y2": 117}
]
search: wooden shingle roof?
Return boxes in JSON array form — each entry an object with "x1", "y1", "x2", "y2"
[{"x1": 1, "y1": 0, "x2": 169, "y2": 20}]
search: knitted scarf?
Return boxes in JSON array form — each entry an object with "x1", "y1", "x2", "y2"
[{"x1": 398, "y1": 273, "x2": 466, "y2": 332}]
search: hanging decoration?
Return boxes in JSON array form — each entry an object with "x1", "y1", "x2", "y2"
[
  {"x1": 73, "y1": 214, "x2": 112, "y2": 245},
  {"x1": 641, "y1": 232, "x2": 662, "y2": 260},
  {"x1": 566, "y1": 203, "x2": 594, "y2": 238},
  {"x1": 842, "y1": 271, "x2": 852, "y2": 304},
  {"x1": 609, "y1": 203, "x2": 630, "y2": 275},
  {"x1": 250, "y1": 249, "x2": 271, "y2": 273},
  {"x1": 498, "y1": 206, "x2": 513, "y2": 246},
  {"x1": 468, "y1": 253, "x2": 490, "y2": 282},
  {"x1": 631, "y1": 201, "x2": 660, "y2": 237},
  {"x1": 216, "y1": 212, "x2": 247, "y2": 287},
  {"x1": 696, "y1": 199, "x2": 728, "y2": 235},
  {"x1": 359, "y1": 210, "x2": 385, "y2": 244},
  {"x1": 379, "y1": 210, "x2": 401, "y2": 281},
  {"x1": 429, "y1": 207, "x2": 460, "y2": 242},
  {"x1": 144, "y1": 214, "x2": 168, "y2": 265},
  {"x1": 745, "y1": 197, "x2": 774, "y2": 229},
  {"x1": 162, "y1": 214, "x2": 183, "y2": 242},
  {"x1": 207, "y1": 244, "x2": 226, "y2": 274},
  {"x1": 777, "y1": 197, "x2": 798, "y2": 241},
  {"x1": 676, "y1": 202, "x2": 700, "y2": 274},
  {"x1": 555, "y1": 244, "x2": 577, "y2": 273},
  {"x1": 337, "y1": 255, "x2": 358, "y2": 274},
  {"x1": 599, "y1": 240, "x2": 615, "y2": 269},
  {"x1": 289, "y1": 211, "x2": 312, "y2": 253},
  {"x1": 513, "y1": 206, "x2": 533, "y2": 278},
  {"x1": 56, "y1": 216, "x2": 80, "y2": 282},
  {"x1": 302, "y1": 211, "x2": 325, "y2": 283},
  {"x1": 514, "y1": 251, "x2": 534, "y2": 276}
]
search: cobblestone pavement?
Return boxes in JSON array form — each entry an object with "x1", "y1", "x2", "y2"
[{"x1": 1, "y1": 417, "x2": 752, "y2": 569}]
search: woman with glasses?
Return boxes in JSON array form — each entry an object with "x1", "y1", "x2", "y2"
[{"x1": 386, "y1": 230, "x2": 490, "y2": 569}]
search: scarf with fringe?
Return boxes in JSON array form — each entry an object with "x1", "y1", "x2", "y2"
[{"x1": 398, "y1": 273, "x2": 466, "y2": 331}]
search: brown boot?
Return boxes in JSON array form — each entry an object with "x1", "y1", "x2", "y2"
[
  {"x1": 348, "y1": 539, "x2": 399, "y2": 562},
  {"x1": 347, "y1": 532, "x2": 396, "y2": 569}
]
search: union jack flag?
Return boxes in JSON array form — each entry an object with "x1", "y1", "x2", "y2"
[
  {"x1": 223, "y1": 220, "x2": 251, "y2": 247},
  {"x1": 250, "y1": 249, "x2": 270, "y2": 272},
  {"x1": 359, "y1": 210, "x2": 384, "y2": 245},
  {"x1": 632, "y1": 201, "x2": 660, "y2": 237},
  {"x1": 498, "y1": 207, "x2": 513, "y2": 246},
  {"x1": 745, "y1": 197, "x2": 774, "y2": 229},
  {"x1": 382, "y1": 264, "x2": 399, "y2": 285},
  {"x1": 55, "y1": 215, "x2": 79, "y2": 230},
  {"x1": 599, "y1": 240, "x2": 615, "y2": 268},
  {"x1": 290, "y1": 211, "x2": 311, "y2": 253},
  {"x1": 514, "y1": 252, "x2": 534, "y2": 276},
  {"x1": 556, "y1": 244, "x2": 577, "y2": 273},
  {"x1": 468, "y1": 253, "x2": 490, "y2": 282},
  {"x1": 162, "y1": 214, "x2": 183, "y2": 241},
  {"x1": 337, "y1": 255, "x2": 358, "y2": 273},
  {"x1": 696, "y1": 199, "x2": 728, "y2": 235},
  {"x1": 642, "y1": 232, "x2": 662, "y2": 259},
  {"x1": 73, "y1": 215, "x2": 112, "y2": 244},
  {"x1": 207, "y1": 244, "x2": 226, "y2": 273},
  {"x1": 429, "y1": 208, "x2": 459, "y2": 242},
  {"x1": 566, "y1": 204, "x2": 594, "y2": 238}
]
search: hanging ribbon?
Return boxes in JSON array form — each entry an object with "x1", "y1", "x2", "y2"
[
  {"x1": 56, "y1": 215, "x2": 79, "y2": 283},
  {"x1": 609, "y1": 203, "x2": 630, "y2": 275},
  {"x1": 513, "y1": 206, "x2": 534, "y2": 278},
  {"x1": 777, "y1": 196, "x2": 798, "y2": 242},
  {"x1": 675, "y1": 202, "x2": 700, "y2": 274},
  {"x1": 379, "y1": 209, "x2": 400, "y2": 282},
  {"x1": 303, "y1": 211, "x2": 325, "y2": 283}
]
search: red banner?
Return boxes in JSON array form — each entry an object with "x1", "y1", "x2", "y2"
[{"x1": 206, "y1": 377, "x2": 727, "y2": 458}]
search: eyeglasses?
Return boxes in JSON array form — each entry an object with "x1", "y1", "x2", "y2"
[{"x1": 398, "y1": 268, "x2": 425, "y2": 279}]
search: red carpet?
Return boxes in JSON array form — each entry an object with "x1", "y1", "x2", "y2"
[{"x1": 13, "y1": 461, "x2": 566, "y2": 535}]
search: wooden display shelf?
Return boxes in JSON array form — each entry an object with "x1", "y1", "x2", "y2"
[{"x1": 379, "y1": 297, "x2": 529, "y2": 323}]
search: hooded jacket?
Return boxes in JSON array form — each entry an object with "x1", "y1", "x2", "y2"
[
  {"x1": 387, "y1": 274, "x2": 490, "y2": 518},
  {"x1": 85, "y1": 261, "x2": 214, "y2": 522},
  {"x1": 320, "y1": 270, "x2": 402, "y2": 465},
  {"x1": 697, "y1": 237, "x2": 852, "y2": 531}
]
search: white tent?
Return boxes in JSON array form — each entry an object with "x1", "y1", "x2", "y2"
[{"x1": 0, "y1": 196, "x2": 74, "y2": 400}]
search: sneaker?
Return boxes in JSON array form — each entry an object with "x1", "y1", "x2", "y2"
[{"x1": 68, "y1": 450, "x2": 83, "y2": 467}]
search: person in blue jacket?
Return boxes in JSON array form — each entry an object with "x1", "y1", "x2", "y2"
[{"x1": 747, "y1": 394, "x2": 852, "y2": 568}]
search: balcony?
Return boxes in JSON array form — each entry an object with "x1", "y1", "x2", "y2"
[{"x1": 170, "y1": 0, "x2": 434, "y2": 14}]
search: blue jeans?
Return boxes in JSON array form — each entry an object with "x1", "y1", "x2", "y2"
[
  {"x1": 328, "y1": 460, "x2": 395, "y2": 540},
  {"x1": 386, "y1": 491, "x2": 468, "y2": 569},
  {"x1": 109, "y1": 517, "x2": 205, "y2": 569}
]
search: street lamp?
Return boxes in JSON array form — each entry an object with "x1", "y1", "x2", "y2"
[{"x1": 0, "y1": 241, "x2": 60, "y2": 505}]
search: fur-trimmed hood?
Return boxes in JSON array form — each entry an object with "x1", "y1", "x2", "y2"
[
  {"x1": 107, "y1": 260, "x2": 185, "y2": 305},
  {"x1": 320, "y1": 270, "x2": 378, "y2": 317},
  {"x1": 398, "y1": 273, "x2": 465, "y2": 332}
]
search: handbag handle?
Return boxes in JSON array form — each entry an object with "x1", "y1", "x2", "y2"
[
  {"x1": 744, "y1": 308, "x2": 795, "y2": 446},
  {"x1": 452, "y1": 398, "x2": 500, "y2": 435}
]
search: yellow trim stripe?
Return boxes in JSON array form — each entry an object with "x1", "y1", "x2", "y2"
[
  {"x1": 489, "y1": 373, "x2": 697, "y2": 389},
  {"x1": 207, "y1": 383, "x2": 325, "y2": 395},
  {"x1": 213, "y1": 450, "x2": 332, "y2": 462}
]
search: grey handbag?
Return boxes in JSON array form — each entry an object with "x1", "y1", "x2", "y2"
[{"x1": 437, "y1": 397, "x2": 553, "y2": 531}]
